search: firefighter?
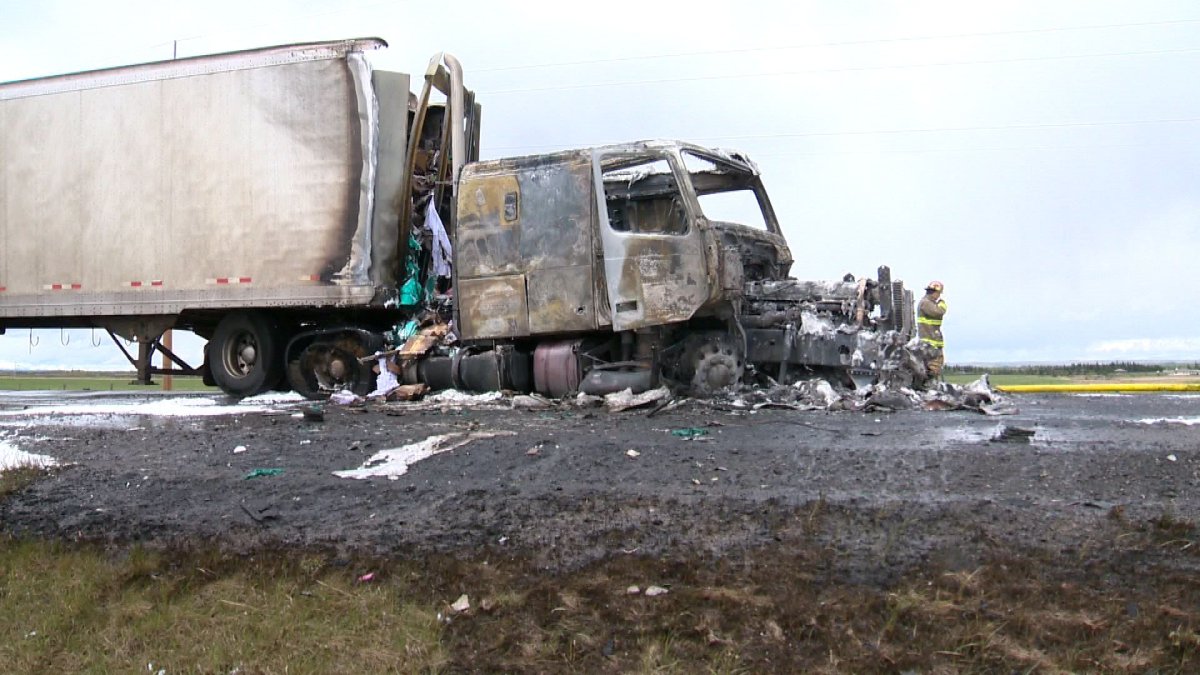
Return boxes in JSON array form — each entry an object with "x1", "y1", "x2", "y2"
[{"x1": 917, "y1": 280, "x2": 947, "y2": 385}]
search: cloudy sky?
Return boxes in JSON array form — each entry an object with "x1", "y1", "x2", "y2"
[{"x1": 2, "y1": 0, "x2": 1198, "y2": 368}]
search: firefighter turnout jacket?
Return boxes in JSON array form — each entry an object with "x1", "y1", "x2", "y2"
[{"x1": 917, "y1": 295, "x2": 947, "y2": 349}]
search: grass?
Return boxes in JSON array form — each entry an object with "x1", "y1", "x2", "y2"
[
  {"x1": 944, "y1": 371, "x2": 1200, "y2": 387},
  {"x1": 944, "y1": 373, "x2": 1071, "y2": 386},
  {"x1": 0, "y1": 467, "x2": 45, "y2": 500},
  {"x1": 0, "y1": 374, "x2": 214, "y2": 392},
  {"x1": 0, "y1": 542, "x2": 447, "y2": 672},
  {"x1": 0, "y1": 531, "x2": 1197, "y2": 673}
]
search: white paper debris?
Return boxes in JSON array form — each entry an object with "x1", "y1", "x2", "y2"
[
  {"x1": 367, "y1": 357, "x2": 400, "y2": 399},
  {"x1": 426, "y1": 200, "x2": 454, "y2": 278},
  {"x1": 334, "y1": 431, "x2": 517, "y2": 479},
  {"x1": 604, "y1": 386, "x2": 670, "y2": 413},
  {"x1": 450, "y1": 594, "x2": 470, "y2": 612},
  {"x1": 330, "y1": 390, "x2": 363, "y2": 405},
  {"x1": 644, "y1": 585, "x2": 669, "y2": 597}
]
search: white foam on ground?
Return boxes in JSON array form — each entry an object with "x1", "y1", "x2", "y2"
[
  {"x1": 0, "y1": 438, "x2": 58, "y2": 471},
  {"x1": 334, "y1": 431, "x2": 516, "y2": 480},
  {"x1": 1137, "y1": 417, "x2": 1200, "y2": 426},
  {"x1": 240, "y1": 391, "x2": 306, "y2": 405},
  {"x1": 426, "y1": 390, "x2": 504, "y2": 404},
  {"x1": 0, "y1": 396, "x2": 282, "y2": 418}
]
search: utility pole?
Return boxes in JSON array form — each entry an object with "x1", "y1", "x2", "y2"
[{"x1": 162, "y1": 330, "x2": 173, "y2": 391}]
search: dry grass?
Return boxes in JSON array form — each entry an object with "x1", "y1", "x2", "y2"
[
  {"x1": 0, "y1": 518, "x2": 1197, "y2": 672},
  {"x1": 0, "y1": 542, "x2": 446, "y2": 672},
  {"x1": 0, "y1": 466, "x2": 44, "y2": 499}
]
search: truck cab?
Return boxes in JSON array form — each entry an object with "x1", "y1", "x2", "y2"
[{"x1": 456, "y1": 141, "x2": 792, "y2": 340}]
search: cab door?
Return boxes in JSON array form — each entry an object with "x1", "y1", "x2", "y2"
[{"x1": 592, "y1": 150, "x2": 712, "y2": 331}]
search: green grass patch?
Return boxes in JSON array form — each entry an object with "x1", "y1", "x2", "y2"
[
  {"x1": 0, "y1": 375, "x2": 214, "y2": 392},
  {"x1": 0, "y1": 467, "x2": 45, "y2": 500},
  {"x1": 944, "y1": 373, "x2": 1072, "y2": 386},
  {"x1": 0, "y1": 542, "x2": 446, "y2": 672}
]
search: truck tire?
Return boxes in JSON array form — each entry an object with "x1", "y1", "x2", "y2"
[{"x1": 208, "y1": 311, "x2": 282, "y2": 398}]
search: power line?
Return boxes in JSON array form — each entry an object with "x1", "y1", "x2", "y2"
[
  {"x1": 474, "y1": 17, "x2": 1200, "y2": 73},
  {"x1": 479, "y1": 45, "x2": 1200, "y2": 95},
  {"x1": 484, "y1": 117, "x2": 1200, "y2": 153},
  {"x1": 725, "y1": 141, "x2": 1189, "y2": 159}
]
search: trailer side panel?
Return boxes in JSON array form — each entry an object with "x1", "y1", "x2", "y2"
[{"x1": 0, "y1": 39, "x2": 395, "y2": 322}]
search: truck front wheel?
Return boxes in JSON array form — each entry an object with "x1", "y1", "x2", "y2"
[{"x1": 208, "y1": 311, "x2": 282, "y2": 398}]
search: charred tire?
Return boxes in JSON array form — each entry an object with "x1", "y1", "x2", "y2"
[
  {"x1": 207, "y1": 312, "x2": 282, "y2": 398},
  {"x1": 677, "y1": 332, "x2": 744, "y2": 396},
  {"x1": 287, "y1": 342, "x2": 376, "y2": 400}
]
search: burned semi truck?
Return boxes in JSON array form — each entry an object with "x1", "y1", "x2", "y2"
[
  {"x1": 0, "y1": 38, "x2": 914, "y2": 398},
  {"x1": 438, "y1": 142, "x2": 915, "y2": 397}
]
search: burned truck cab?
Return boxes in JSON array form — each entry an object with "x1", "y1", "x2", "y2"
[{"x1": 453, "y1": 140, "x2": 911, "y2": 396}]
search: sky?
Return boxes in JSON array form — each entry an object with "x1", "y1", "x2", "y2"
[{"x1": 1, "y1": 0, "x2": 1199, "y2": 368}]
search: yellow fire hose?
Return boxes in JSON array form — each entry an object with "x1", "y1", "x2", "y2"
[{"x1": 997, "y1": 383, "x2": 1200, "y2": 393}]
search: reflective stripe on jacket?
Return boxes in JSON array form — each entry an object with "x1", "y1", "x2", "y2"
[{"x1": 917, "y1": 295, "x2": 946, "y2": 348}]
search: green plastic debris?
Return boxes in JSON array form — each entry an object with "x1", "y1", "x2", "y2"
[
  {"x1": 396, "y1": 319, "x2": 419, "y2": 341},
  {"x1": 244, "y1": 468, "x2": 284, "y2": 480},
  {"x1": 398, "y1": 234, "x2": 438, "y2": 307},
  {"x1": 399, "y1": 278, "x2": 423, "y2": 306},
  {"x1": 670, "y1": 427, "x2": 709, "y2": 438}
]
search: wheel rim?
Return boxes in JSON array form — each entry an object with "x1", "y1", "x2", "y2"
[{"x1": 222, "y1": 329, "x2": 259, "y2": 379}]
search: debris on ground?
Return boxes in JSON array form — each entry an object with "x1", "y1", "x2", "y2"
[
  {"x1": 367, "y1": 356, "x2": 401, "y2": 399},
  {"x1": 605, "y1": 387, "x2": 670, "y2": 413},
  {"x1": 625, "y1": 449, "x2": 640, "y2": 458},
  {"x1": 991, "y1": 425, "x2": 1036, "y2": 443},
  {"x1": 243, "y1": 468, "x2": 283, "y2": 480},
  {"x1": 320, "y1": 354, "x2": 1011, "y2": 417},
  {"x1": 670, "y1": 427, "x2": 709, "y2": 439},
  {"x1": 512, "y1": 394, "x2": 553, "y2": 410},
  {"x1": 705, "y1": 373, "x2": 1016, "y2": 417},
  {"x1": 329, "y1": 390, "x2": 364, "y2": 406},
  {"x1": 232, "y1": 445, "x2": 248, "y2": 454},
  {"x1": 333, "y1": 431, "x2": 517, "y2": 480},
  {"x1": 572, "y1": 392, "x2": 604, "y2": 408},
  {"x1": 383, "y1": 383, "x2": 429, "y2": 402},
  {"x1": 450, "y1": 594, "x2": 470, "y2": 612},
  {"x1": 427, "y1": 390, "x2": 504, "y2": 406},
  {"x1": 644, "y1": 585, "x2": 670, "y2": 597}
]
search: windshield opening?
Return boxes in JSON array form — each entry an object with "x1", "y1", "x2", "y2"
[{"x1": 681, "y1": 150, "x2": 772, "y2": 232}]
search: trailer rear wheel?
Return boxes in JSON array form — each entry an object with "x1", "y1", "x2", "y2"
[{"x1": 208, "y1": 312, "x2": 282, "y2": 398}]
